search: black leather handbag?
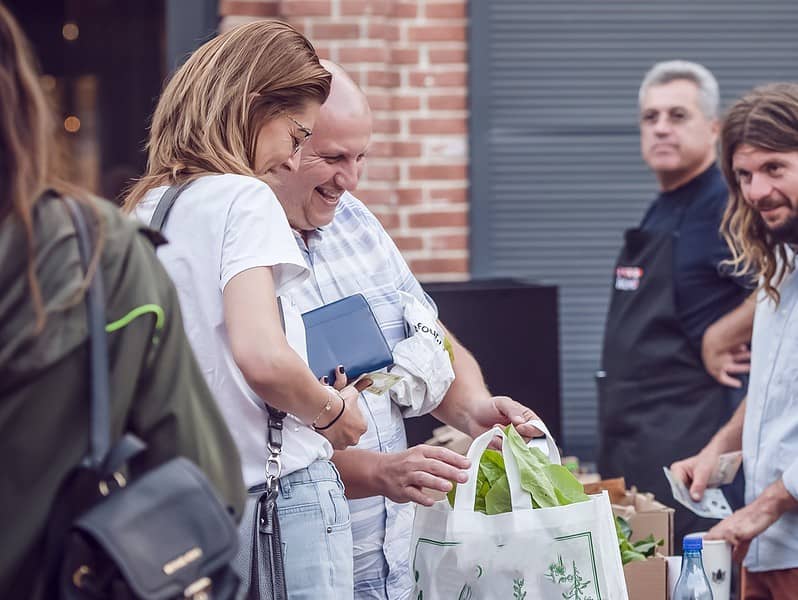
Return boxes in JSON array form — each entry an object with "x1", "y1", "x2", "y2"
[
  {"x1": 44, "y1": 198, "x2": 241, "y2": 599},
  {"x1": 235, "y1": 408, "x2": 288, "y2": 600}
]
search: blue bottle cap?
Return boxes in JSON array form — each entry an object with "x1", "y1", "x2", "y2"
[{"x1": 683, "y1": 536, "x2": 703, "y2": 551}]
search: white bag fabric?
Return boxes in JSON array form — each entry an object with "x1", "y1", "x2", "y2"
[
  {"x1": 411, "y1": 422, "x2": 629, "y2": 600},
  {"x1": 389, "y1": 292, "x2": 454, "y2": 418}
]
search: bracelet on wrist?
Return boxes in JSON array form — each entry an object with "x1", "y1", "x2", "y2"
[
  {"x1": 312, "y1": 390, "x2": 346, "y2": 431},
  {"x1": 311, "y1": 386, "x2": 337, "y2": 425}
]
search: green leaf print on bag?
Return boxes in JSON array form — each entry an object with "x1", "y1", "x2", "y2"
[
  {"x1": 545, "y1": 555, "x2": 567, "y2": 584},
  {"x1": 544, "y1": 555, "x2": 595, "y2": 600},
  {"x1": 457, "y1": 583, "x2": 472, "y2": 600},
  {"x1": 512, "y1": 578, "x2": 526, "y2": 600}
]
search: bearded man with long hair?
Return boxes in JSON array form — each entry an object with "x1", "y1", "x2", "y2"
[{"x1": 672, "y1": 83, "x2": 798, "y2": 600}]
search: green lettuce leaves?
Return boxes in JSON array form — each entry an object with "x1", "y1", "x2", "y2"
[
  {"x1": 443, "y1": 425, "x2": 662, "y2": 566},
  {"x1": 447, "y1": 424, "x2": 589, "y2": 513}
]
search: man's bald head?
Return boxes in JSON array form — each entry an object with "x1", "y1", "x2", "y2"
[
  {"x1": 319, "y1": 60, "x2": 371, "y2": 121},
  {"x1": 269, "y1": 61, "x2": 373, "y2": 232}
]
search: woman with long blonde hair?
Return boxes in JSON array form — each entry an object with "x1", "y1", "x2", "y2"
[
  {"x1": 125, "y1": 20, "x2": 367, "y2": 598},
  {"x1": 0, "y1": 5, "x2": 245, "y2": 597}
]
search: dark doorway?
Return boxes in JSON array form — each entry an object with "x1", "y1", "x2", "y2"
[{"x1": 7, "y1": 0, "x2": 165, "y2": 202}]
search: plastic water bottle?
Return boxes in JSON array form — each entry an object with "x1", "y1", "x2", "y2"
[{"x1": 672, "y1": 536, "x2": 714, "y2": 600}]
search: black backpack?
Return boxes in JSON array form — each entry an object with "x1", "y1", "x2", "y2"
[{"x1": 43, "y1": 197, "x2": 241, "y2": 599}]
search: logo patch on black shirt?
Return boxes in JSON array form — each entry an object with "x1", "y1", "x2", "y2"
[{"x1": 615, "y1": 266, "x2": 643, "y2": 291}]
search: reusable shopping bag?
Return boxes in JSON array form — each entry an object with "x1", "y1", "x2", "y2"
[{"x1": 410, "y1": 422, "x2": 628, "y2": 600}]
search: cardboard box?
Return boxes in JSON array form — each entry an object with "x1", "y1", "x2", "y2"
[
  {"x1": 624, "y1": 554, "x2": 668, "y2": 600},
  {"x1": 612, "y1": 490, "x2": 675, "y2": 556},
  {"x1": 575, "y1": 472, "x2": 602, "y2": 486},
  {"x1": 583, "y1": 477, "x2": 627, "y2": 504}
]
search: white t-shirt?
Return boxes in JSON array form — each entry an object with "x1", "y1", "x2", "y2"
[{"x1": 135, "y1": 173, "x2": 333, "y2": 488}]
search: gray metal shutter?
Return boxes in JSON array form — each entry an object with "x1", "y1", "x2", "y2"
[{"x1": 469, "y1": 0, "x2": 798, "y2": 460}]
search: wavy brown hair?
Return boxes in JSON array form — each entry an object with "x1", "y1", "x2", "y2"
[
  {"x1": 123, "y1": 20, "x2": 331, "y2": 211},
  {"x1": 720, "y1": 83, "x2": 798, "y2": 304},
  {"x1": 0, "y1": 4, "x2": 101, "y2": 332}
]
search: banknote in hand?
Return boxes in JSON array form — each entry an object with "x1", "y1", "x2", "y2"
[
  {"x1": 357, "y1": 371, "x2": 403, "y2": 395},
  {"x1": 662, "y1": 466, "x2": 732, "y2": 519}
]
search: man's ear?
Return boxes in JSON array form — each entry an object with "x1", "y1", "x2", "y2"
[{"x1": 710, "y1": 118, "x2": 721, "y2": 140}]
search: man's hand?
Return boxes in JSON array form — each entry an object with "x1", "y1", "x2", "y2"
[
  {"x1": 706, "y1": 480, "x2": 798, "y2": 562},
  {"x1": 672, "y1": 399, "x2": 745, "y2": 500},
  {"x1": 702, "y1": 340, "x2": 751, "y2": 388},
  {"x1": 374, "y1": 445, "x2": 471, "y2": 506},
  {"x1": 467, "y1": 395, "x2": 542, "y2": 440},
  {"x1": 670, "y1": 445, "x2": 724, "y2": 502},
  {"x1": 700, "y1": 296, "x2": 755, "y2": 388},
  {"x1": 705, "y1": 504, "x2": 772, "y2": 562}
]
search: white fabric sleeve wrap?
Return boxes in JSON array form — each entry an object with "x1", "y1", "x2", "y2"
[{"x1": 389, "y1": 292, "x2": 455, "y2": 417}]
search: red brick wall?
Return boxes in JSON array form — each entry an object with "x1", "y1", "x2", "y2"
[{"x1": 219, "y1": 0, "x2": 470, "y2": 280}]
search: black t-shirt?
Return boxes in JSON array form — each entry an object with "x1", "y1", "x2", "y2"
[{"x1": 640, "y1": 164, "x2": 751, "y2": 347}]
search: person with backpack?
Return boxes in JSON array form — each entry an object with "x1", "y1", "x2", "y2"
[{"x1": 0, "y1": 4, "x2": 246, "y2": 597}]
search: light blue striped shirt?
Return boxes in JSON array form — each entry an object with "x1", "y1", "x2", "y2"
[
  {"x1": 744, "y1": 256, "x2": 798, "y2": 571},
  {"x1": 282, "y1": 192, "x2": 436, "y2": 599}
]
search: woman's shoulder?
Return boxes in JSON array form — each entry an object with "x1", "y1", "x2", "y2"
[
  {"x1": 196, "y1": 173, "x2": 277, "y2": 198},
  {"x1": 183, "y1": 174, "x2": 282, "y2": 217},
  {"x1": 134, "y1": 174, "x2": 283, "y2": 229}
]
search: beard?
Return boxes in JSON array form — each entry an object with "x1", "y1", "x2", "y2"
[{"x1": 766, "y1": 212, "x2": 798, "y2": 244}]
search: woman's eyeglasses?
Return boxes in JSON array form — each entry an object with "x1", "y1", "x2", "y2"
[{"x1": 289, "y1": 117, "x2": 313, "y2": 155}]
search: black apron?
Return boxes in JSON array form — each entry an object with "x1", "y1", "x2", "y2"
[{"x1": 597, "y1": 215, "x2": 734, "y2": 544}]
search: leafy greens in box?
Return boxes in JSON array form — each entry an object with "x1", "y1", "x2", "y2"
[
  {"x1": 446, "y1": 424, "x2": 590, "y2": 513},
  {"x1": 614, "y1": 515, "x2": 664, "y2": 565}
]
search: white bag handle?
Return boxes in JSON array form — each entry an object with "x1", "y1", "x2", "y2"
[
  {"x1": 454, "y1": 426, "x2": 528, "y2": 511},
  {"x1": 526, "y1": 419, "x2": 561, "y2": 465},
  {"x1": 453, "y1": 419, "x2": 561, "y2": 513}
]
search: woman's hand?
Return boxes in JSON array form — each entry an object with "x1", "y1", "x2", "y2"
[{"x1": 314, "y1": 366, "x2": 369, "y2": 449}]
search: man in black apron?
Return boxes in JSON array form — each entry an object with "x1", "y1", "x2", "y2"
[{"x1": 598, "y1": 61, "x2": 752, "y2": 543}]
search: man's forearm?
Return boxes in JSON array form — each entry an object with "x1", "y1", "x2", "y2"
[
  {"x1": 709, "y1": 397, "x2": 746, "y2": 453},
  {"x1": 752, "y1": 478, "x2": 798, "y2": 523},
  {"x1": 430, "y1": 324, "x2": 491, "y2": 436},
  {"x1": 331, "y1": 449, "x2": 380, "y2": 500},
  {"x1": 706, "y1": 476, "x2": 798, "y2": 557},
  {"x1": 332, "y1": 445, "x2": 471, "y2": 505},
  {"x1": 703, "y1": 292, "x2": 755, "y2": 351}
]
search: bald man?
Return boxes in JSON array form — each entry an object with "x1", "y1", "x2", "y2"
[{"x1": 269, "y1": 62, "x2": 540, "y2": 599}]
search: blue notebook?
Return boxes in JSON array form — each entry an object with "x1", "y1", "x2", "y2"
[{"x1": 302, "y1": 294, "x2": 394, "y2": 383}]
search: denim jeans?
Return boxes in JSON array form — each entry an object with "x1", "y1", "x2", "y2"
[{"x1": 236, "y1": 459, "x2": 353, "y2": 599}]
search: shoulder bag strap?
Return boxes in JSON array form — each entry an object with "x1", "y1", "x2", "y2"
[
  {"x1": 149, "y1": 180, "x2": 194, "y2": 231},
  {"x1": 64, "y1": 198, "x2": 145, "y2": 475},
  {"x1": 63, "y1": 198, "x2": 111, "y2": 469}
]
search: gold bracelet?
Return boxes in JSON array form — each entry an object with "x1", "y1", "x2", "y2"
[
  {"x1": 312, "y1": 395, "x2": 346, "y2": 431},
  {"x1": 311, "y1": 387, "x2": 342, "y2": 429}
]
